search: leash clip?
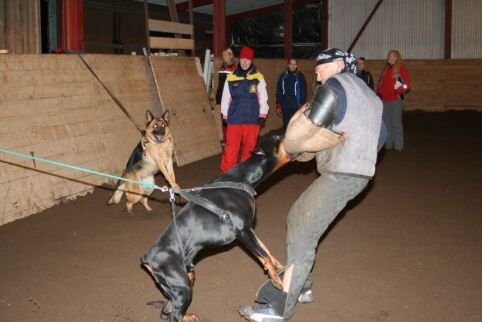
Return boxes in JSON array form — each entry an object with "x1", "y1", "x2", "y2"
[
  {"x1": 169, "y1": 188, "x2": 176, "y2": 202},
  {"x1": 155, "y1": 185, "x2": 170, "y2": 193}
]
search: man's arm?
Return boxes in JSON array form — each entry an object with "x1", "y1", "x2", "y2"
[
  {"x1": 220, "y1": 81, "x2": 231, "y2": 119},
  {"x1": 324, "y1": 78, "x2": 347, "y2": 125},
  {"x1": 258, "y1": 78, "x2": 269, "y2": 118},
  {"x1": 275, "y1": 74, "x2": 283, "y2": 104}
]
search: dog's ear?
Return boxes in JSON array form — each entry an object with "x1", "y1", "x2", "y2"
[
  {"x1": 146, "y1": 110, "x2": 155, "y2": 124},
  {"x1": 162, "y1": 109, "x2": 170, "y2": 123}
]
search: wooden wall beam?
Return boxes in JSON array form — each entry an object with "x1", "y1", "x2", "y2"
[
  {"x1": 149, "y1": 37, "x2": 194, "y2": 50},
  {"x1": 148, "y1": 19, "x2": 193, "y2": 35}
]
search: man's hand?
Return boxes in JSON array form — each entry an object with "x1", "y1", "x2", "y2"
[
  {"x1": 257, "y1": 117, "x2": 266, "y2": 125},
  {"x1": 276, "y1": 104, "x2": 282, "y2": 116},
  {"x1": 222, "y1": 119, "x2": 228, "y2": 127}
]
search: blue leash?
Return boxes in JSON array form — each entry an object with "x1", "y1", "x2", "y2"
[
  {"x1": 1, "y1": 146, "x2": 257, "y2": 295},
  {"x1": 0, "y1": 147, "x2": 168, "y2": 192}
]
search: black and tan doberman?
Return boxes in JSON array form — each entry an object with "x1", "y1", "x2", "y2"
[{"x1": 141, "y1": 135, "x2": 298, "y2": 322}]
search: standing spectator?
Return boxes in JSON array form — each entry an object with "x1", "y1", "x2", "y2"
[
  {"x1": 276, "y1": 58, "x2": 307, "y2": 131},
  {"x1": 219, "y1": 46, "x2": 269, "y2": 173},
  {"x1": 377, "y1": 50, "x2": 411, "y2": 151},
  {"x1": 238, "y1": 48, "x2": 386, "y2": 322},
  {"x1": 215, "y1": 48, "x2": 237, "y2": 145},
  {"x1": 357, "y1": 56, "x2": 375, "y2": 91}
]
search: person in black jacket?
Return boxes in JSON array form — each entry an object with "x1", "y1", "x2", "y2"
[
  {"x1": 215, "y1": 48, "x2": 237, "y2": 145},
  {"x1": 357, "y1": 57, "x2": 375, "y2": 91},
  {"x1": 275, "y1": 58, "x2": 307, "y2": 131}
]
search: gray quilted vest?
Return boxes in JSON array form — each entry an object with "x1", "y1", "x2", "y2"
[{"x1": 316, "y1": 73, "x2": 383, "y2": 178}]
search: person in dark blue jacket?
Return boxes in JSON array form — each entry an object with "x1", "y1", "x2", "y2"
[{"x1": 276, "y1": 58, "x2": 307, "y2": 131}]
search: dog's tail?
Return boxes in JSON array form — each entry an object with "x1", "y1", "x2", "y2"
[{"x1": 106, "y1": 181, "x2": 125, "y2": 205}]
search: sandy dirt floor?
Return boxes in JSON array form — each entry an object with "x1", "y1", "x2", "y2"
[{"x1": 0, "y1": 111, "x2": 481, "y2": 322}]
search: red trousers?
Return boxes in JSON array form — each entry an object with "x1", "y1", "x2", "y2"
[{"x1": 220, "y1": 124, "x2": 260, "y2": 173}]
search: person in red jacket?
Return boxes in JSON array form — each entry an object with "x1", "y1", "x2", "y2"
[{"x1": 377, "y1": 50, "x2": 411, "y2": 151}]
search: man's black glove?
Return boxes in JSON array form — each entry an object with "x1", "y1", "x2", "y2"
[
  {"x1": 257, "y1": 117, "x2": 266, "y2": 125},
  {"x1": 222, "y1": 119, "x2": 228, "y2": 127}
]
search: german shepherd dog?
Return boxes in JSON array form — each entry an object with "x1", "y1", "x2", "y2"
[
  {"x1": 141, "y1": 135, "x2": 298, "y2": 322},
  {"x1": 107, "y1": 110, "x2": 180, "y2": 213}
]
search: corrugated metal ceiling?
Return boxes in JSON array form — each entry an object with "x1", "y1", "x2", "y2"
[{"x1": 143, "y1": 0, "x2": 285, "y2": 16}]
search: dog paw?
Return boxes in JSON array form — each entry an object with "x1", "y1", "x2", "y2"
[
  {"x1": 106, "y1": 198, "x2": 117, "y2": 205},
  {"x1": 274, "y1": 263, "x2": 285, "y2": 272},
  {"x1": 182, "y1": 313, "x2": 199, "y2": 321},
  {"x1": 270, "y1": 275, "x2": 283, "y2": 290},
  {"x1": 126, "y1": 204, "x2": 134, "y2": 214}
]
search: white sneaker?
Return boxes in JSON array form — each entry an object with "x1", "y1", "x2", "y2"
[
  {"x1": 297, "y1": 290, "x2": 314, "y2": 304},
  {"x1": 238, "y1": 303, "x2": 285, "y2": 322}
]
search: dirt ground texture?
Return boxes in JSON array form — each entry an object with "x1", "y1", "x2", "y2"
[{"x1": 0, "y1": 111, "x2": 481, "y2": 322}]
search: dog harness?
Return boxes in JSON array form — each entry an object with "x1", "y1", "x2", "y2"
[
  {"x1": 168, "y1": 182, "x2": 256, "y2": 267},
  {"x1": 177, "y1": 182, "x2": 256, "y2": 223}
]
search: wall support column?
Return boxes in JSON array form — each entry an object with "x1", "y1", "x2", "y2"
[
  {"x1": 213, "y1": 0, "x2": 225, "y2": 57},
  {"x1": 283, "y1": 0, "x2": 293, "y2": 59},
  {"x1": 61, "y1": 0, "x2": 84, "y2": 52}
]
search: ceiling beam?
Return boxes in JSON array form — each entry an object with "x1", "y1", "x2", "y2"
[
  {"x1": 176, "y1": 0, "x2": 213, "y2": 11},
  {"x1": 227, "y1": 0, "x2": 315, "y2": 21},
  {"x1": 176, "y1": 0, "x2": 318, "y2": 19}
]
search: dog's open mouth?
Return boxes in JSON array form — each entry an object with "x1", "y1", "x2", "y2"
[
  {"x1": 152, "y1": 128, "x2": 166, "y2": 143},
  {"x1": 153, "y1": 134, "x2": 165, "y2": 143}
]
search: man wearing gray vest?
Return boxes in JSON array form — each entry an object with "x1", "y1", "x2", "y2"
[{"x1": 238, "y1": 48, "x2": 386, "y2": 322}]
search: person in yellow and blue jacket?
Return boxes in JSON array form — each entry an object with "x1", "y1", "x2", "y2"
[{"x1": 220, "y1": 46, "x2": 269, "y2": 173}]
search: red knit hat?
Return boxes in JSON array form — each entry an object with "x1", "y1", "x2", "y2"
[{"x1": 239, "y1": 46, "x2": 254, "y2": 61}]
